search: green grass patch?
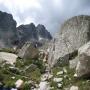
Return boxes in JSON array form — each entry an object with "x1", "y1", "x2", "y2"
[{"x1": 62, "y1": 66, "x2": 90, "y2": 90}]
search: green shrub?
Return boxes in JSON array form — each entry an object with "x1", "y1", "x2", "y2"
[
  {"x1": 26, "y1": 68, "x2": 41, "y2": 83},
  {"x1": 32, "y1": 59, "x2": 45, "y2": 73}
]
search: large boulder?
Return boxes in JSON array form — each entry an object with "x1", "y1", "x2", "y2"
[
  {"x1": 18, "y1": 42, "x2": 39, "y2": 59},
  {"x1": 76, "y1": 41, "x2": 90, "y2": 78},
  {"x1": 0, "y1": 52, "x2": 18, "y2": 64},
  {"x1": 52, "y1": 15, "x2": 90, "y2": 66},
  {"x1": 0, "y1": 11, "x2": 18, "y2": 48}
]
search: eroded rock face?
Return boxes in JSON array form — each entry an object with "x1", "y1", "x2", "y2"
[
  {"x1": 0, "y1": 11, "x2": 18, "y2": 48},
  {"x1": 18, "y1": 42, "x2": 39, "y2": 59},
  {"x1": 76, "y1": 41, "x2": 90, "y2": 78},
  {"x1": 53, "y1": 15, "x2": 90, "y2": 65}
]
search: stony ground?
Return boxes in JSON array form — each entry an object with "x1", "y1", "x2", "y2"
[{"x1": 0, "y1": 49, "x2": 90, "y2": 90}]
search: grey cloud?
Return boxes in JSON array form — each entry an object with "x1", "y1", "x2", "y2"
[{"x1": 0, "y1": 0, "x2": 90, "y2": 34}]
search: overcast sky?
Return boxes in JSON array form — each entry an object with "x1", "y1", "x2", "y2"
[{"x1": 0, "y1": 0, "x2": 90, "y2": 34}]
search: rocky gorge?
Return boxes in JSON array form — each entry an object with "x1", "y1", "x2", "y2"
[{"x1": 0, "y1": 11, "x2": 90, "y2": 90}]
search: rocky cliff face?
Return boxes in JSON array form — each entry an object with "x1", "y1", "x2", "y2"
[
  {"x1": 0, "y1": 11, "x2": 52, "y2": 48},
  {"x1": 36, "y1": 24, "x2": 52, "y2": 40},
  {"x1": 17, "y1": 23, "x2": 38, "y2": 46},
  {"x1": 50, "y1": 15, "x2": 90, "y2": 66},
  {"x1": 0, "y1": 11, "x2": 18, "y2": 48},
  {"x1": 17, "y1": 23, "x2": 52, "y2": 46}
]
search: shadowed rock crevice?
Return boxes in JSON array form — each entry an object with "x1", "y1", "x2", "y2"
[{"x1": 55, "y1": 50, "x2": 78, "y2": 66}]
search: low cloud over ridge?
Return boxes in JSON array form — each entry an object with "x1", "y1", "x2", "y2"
[{"x1": 0, "y1": 0, "x2": 90, "y2": 34}]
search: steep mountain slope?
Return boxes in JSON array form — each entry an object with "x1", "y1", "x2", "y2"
[
  {"x1": 17, "y1": 23, "x2": 38, "y2": 46},
  {"x1": 0, "y1": 11, "x2": 18, "y2": 48},
  {"x1": 17, "y1": 23, "x2": 52, "y2": 46},
  {"x1": 0, "y1": 11, "x2": 52, "y2": 48}
]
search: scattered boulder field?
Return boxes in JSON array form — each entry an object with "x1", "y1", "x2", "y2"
[{"x1": 0, "y1": 10, "x2": 90, "y2": 90}]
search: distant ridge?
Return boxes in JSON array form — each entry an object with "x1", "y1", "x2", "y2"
[{"x1": 0, "y1": 11, "x2": 52, "y2": 48}]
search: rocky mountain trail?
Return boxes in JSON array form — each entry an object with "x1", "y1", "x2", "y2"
[{"x1": 1, "y1": 11, "x2": 90, "y2": 90}]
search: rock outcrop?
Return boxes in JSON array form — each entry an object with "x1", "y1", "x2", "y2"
[
  {"x1": 0, "y1": 52, "x2": 18, "y2": 64},
  {"x1": 0, "y1": 11, "x2": 18, "y2": 48},
  {"x1": 76, "y1": 41, "x2": 90, "y2": 78},
  {"x1": 18, "y1": 42, "x2": 39, "y2": 59},
  {"x1": 51, "y1": 15, "x2": 90, "y2": 66}
]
